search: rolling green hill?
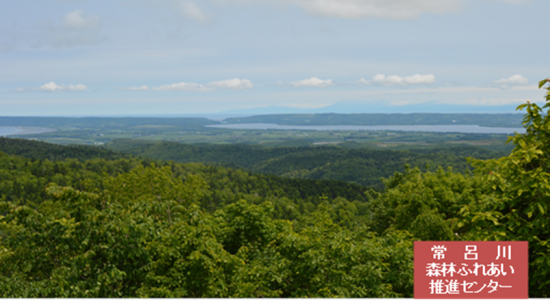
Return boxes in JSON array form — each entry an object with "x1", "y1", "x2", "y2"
[
  {"x1": 105, "y1": 139, "x2": 508, "y2": 187},
  {"x1": 0, "y1": 137, "x2": 132, "y2": 161}
]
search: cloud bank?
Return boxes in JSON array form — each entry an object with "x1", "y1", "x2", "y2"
[
  {"x1": 120, "y1": 85, "x2": 150, "y2": 91},
  {"x1": 1, "y1": 10, "x2": 107, "y2": 50},
  {"x1": 359, "y1": 74, "x2": 435, "y2": 86},
  {"x1": 494, "y1": 74, "x2": 529, "y2": 87},
  {"x1": 177, "y1": 1, "x2": 209, "y2": 23},
  {"x1": 50, "y1": 10, "x2": 107, "y2": 48},
  {"x1": 295, "y1": 0, "x2": 462, "y2": 20},
  {"x1": 217, "y1": 0, "x2": 528, "y2": 20},
  {"x1": 291, "y1": 77, "x2": 333, "y2": 87},
  {"x1": 152, "y1": 78, "x2": 253, "y2": 91},
  {"x1": 153, "y1": 82, "x2": 208, "y2": 91},
  {"x1": 64, "y1": 10, "x2": 100, "y2": 29},
  {"x1": 16, "y1": 82, "x2": 87, "y2": 92},
  {"x1": 206, "y1": 78, "x2": 254, "y2": 90}
]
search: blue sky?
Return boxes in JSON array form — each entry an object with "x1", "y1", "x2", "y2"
[{"x1": 1, "y1": 0, "x2": 549, "y2": 116}]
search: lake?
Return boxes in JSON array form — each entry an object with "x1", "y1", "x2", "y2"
[
  {"x1": 207, "y1": 123, "x2": 526, "y2": 134},
  {"x1": 0, "y1": 127, "x2": 23, "y2": 136}
]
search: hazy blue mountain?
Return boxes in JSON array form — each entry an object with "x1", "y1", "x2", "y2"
[{"x1": 219, "y1": 101, "x2": 526, "y2": 115}]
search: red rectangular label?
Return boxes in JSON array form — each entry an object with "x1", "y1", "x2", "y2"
[{"x1": 414, "y1": 241, "x2": 528, "y2": 299}]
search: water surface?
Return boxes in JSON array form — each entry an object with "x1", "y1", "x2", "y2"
[
  {"x1": 0, "y1": 127, "x2": 23, "y2": 136},
  {"x1": 207, "y1": 123, "x2": 526, "y2": 134}
]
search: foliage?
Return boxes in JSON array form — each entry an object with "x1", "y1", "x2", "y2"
[
  {"x1": 458, "y1": 79, "x2": 550, "y2": 297},
  {"x1": 0, "y1": 147, "x2": 369, "y2": 218},
  {"x1": 0, "y1": 137, "x2": 132, "y2": 161},
  {"x1": 366, "y1": 165, "x2": 490, "y2": 241},
  {"x1": 105, "y1": 140, "x2": 507, "y2": 187},
  {"x1": 0, "y1": 81, "x2": 549, "y2": 297},
  {"x1": 0, "y1": 165, "x2": 412, "y2": 297}
]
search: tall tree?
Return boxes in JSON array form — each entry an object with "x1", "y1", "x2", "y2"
[{"x1": 460, "y1": 79, "x2": 550, "y2": 297}]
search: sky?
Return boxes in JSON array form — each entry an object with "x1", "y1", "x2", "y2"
[{"x1": 1, "y1": 0, "x2": 549, "y2": 116}]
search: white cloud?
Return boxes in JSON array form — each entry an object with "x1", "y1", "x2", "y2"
[
  {"x1": 359, "y1": 73, "x2": 435, "y2": 86},
  {"x1": 177, "y1": 1, "x2": 209, "y2": 23},
  {"x1": 38, "y1": 82, "x2": 65, "y2": 92},
  {"x1": 38, "y1": 82, "x2": 87, "y2": 92},
  {"x1": 120, "y1": 85, "x2": 150, "y2": 91},
  {"x1": 48, "y1": 10, "x2": 107, "y2": 47},
  {"x1": 1, "y1": 9, "x2": 106, "y2": 50},
  {"x1": 494, "y1": 74, "x2": 529, "y2": 86},
  {"x1": 356, "y1": 78, "x2": 370, "y2": 85},
  {"x1": 297, "y1": 0, "x2": 462, "y2": 20},
  {"x1": 216, "y1": 0, "x2": 529, "y2": 19},
  {"x1": 490, "y1": 0, "x2": 530, "y2": 4},
  {"x1": 153, "y1": 78, "x2": 253, "y2": 91},
  {"x1": 206, "y1": 78, "x2": 253, "y2": 90},
  {"x1": 153, "y1": 82, "x2": 208, "y2": 91},
  {"x1": 217, "y1": 0, "x2": 463, "y2": 20},
  {"x1": 64, "y1": 10, "x2": 100, "y2": 29},
  {"x1": 291, "y1": 77, "x2": 333, "y2": 87},
  {"x1": 16, "y1": 82, "x2": 87, "y2": 92}
]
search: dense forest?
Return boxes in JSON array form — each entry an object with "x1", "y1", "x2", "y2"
[
  {"x1": 0, "y1": 80, "x2": 549, "y2": 297},
  {"x1": 103, "y1": 139, "x2": 508, "y2": 187},
  {"x1": 0, "y1": 137, "x2": 133, "y2": 161}
]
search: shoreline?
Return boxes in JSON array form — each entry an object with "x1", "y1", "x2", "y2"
[{"x1": 1, "y1": 126, "x2": 56, "y2": 136}]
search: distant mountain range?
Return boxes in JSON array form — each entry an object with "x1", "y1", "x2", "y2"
[{"x1": 219, "y1": 101, "x2": 527, "y2": 115}]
